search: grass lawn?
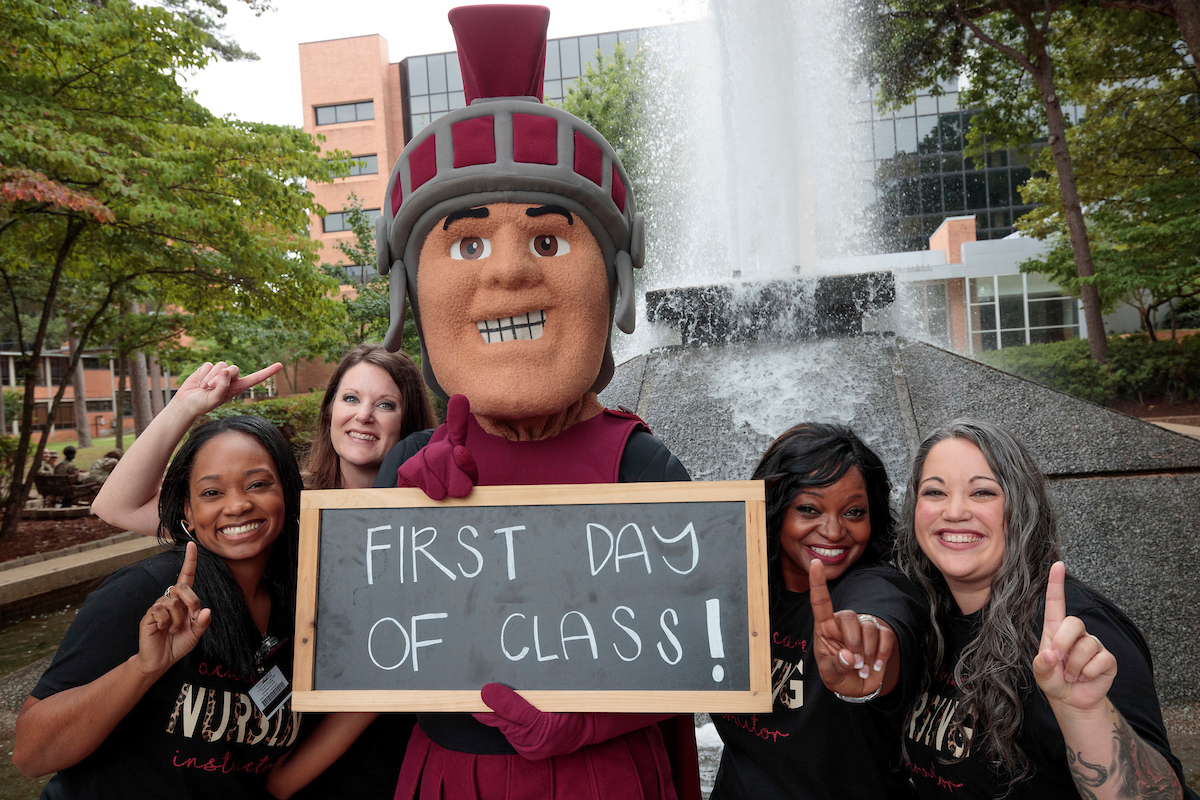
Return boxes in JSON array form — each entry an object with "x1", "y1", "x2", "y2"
[{"x1": 29, "y1": 434, "x2": 139, "y2": 471}]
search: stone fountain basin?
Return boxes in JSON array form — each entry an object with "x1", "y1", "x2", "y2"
[{"x1": 645, "y1": 272, "x2": 895, "y2": 346}]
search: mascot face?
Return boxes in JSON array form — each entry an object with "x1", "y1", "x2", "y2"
[{"x1": 418, "y1": 202, "x2": 610, "y2": 419}]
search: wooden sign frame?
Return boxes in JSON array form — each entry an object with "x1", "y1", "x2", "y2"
[{"x1": 293, "y1": 481, "x2": 770, "y2": 713}]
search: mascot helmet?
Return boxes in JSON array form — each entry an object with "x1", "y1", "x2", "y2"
[{"x1": 376, "y1": 4, "x2": 644, "y2": 400}]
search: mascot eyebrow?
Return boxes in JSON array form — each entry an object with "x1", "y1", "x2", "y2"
[
  {"x1": 444, "y1": 207, "x2": 490, "y2": 230},
  {"x1": 525, "y1": 205, "x2": 574, "y2": 224},
  {"x1": 441, "y1": 205, "x2": 573, "y2": 230}
]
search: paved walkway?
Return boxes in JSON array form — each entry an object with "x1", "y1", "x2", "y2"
[{"x1": 1149, "y1": 420, "x2": 1200, "y2": 440}]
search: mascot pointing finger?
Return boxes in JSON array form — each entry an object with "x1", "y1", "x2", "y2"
[{"x1": 374, "y1": 5, "x2": 700, "y2": 799}]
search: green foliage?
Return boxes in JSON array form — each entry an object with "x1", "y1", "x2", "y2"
[
  {"x1": 976, "y1": 338, "x2": 1118, "y2": 404},
  {"x1": 1016, "y1": 12, "x2": 1200, "y2": 337},
  {"x1": 3, "y1": 389, "x2": 21, "y2": 427},
  {"x1": 977, "y1": 334, "x2": 1200, "y2": 405},
  {"x1": 202, "y1": 392, "x2": 322, "y2": 457},
  {"x1": 0, "y1": 436, "x2": 16, "y2": 506},
  {"x1": 0, "y1": 0, "x2": 351, "y2": 530},
  {"x1": 326, "y1": 193, "x2": 421, "y2": 363},
  {"x1": 556, "y1": 44, "x2": 649, "y2": 201}
]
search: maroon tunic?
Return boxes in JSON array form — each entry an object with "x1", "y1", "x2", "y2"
[{"x1": 393, "y1": 410, "x2": 688, "y2": 800}]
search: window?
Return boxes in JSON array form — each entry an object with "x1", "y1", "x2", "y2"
[
  {"x1": 348, "y1": 155, "x2": 378, "y2": 176},
  {"x1": 86, "y1": 399, "x2": 114, "y2": 412},
  {"x1": 315, "y1": 101, "x2": 374, "y2": 126},
  {"x1": 324, "y1": 208, "x2": 381, "y2": 233},
  {"x1": 967, "y1": 274, "x2": 1079, "y2": 354}
]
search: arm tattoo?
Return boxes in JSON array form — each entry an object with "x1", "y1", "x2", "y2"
[
  {"x1": 1066, "y1": 744, "x2": 1106, "y2": 799},
  {"x1": 1066, "y1": 701, "x2": 1181, "y2": 800}
]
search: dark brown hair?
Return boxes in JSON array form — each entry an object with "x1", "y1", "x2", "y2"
[{"x1": 303, "y1": 344, "x2": 436, "y2": 489}]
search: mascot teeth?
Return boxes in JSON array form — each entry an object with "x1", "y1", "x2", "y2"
[{"x1": 476, "y1": 311, "x2": 546, "y2": 343}]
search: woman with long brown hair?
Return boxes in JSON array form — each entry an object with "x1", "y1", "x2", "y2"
[{"x1": 896, "y1": 418, "x2": 1190, "y2": 799}]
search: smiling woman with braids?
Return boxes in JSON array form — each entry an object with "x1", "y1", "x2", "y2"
[{"x1": 896, "y1": 419, "x2": 1192, "y2": 799}]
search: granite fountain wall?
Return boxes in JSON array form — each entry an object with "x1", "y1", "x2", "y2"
[{"x1": 600, "y1": 277, "x2": 1200, "y2": 705}]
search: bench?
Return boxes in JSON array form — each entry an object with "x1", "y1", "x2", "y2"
[{"x1": 33, "y1": 473, "x2": 101, "y2": 508}]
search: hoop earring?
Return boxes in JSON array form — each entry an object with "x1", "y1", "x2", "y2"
[{"x1": 180, "y1": 520, "x2": 197, "y2": 542}]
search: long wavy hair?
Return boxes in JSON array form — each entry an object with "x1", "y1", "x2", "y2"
[
  {"x1": 304, "y1": 344, "x2": 435, "y2": 489},
  {"x1": 159, "y1": 416, "x2": 303, "y2": 679},
  {"x1": 895, "y1": 418, "x2": 1060, "y2": 787},
  {"x1": 752, "y1": 422, "x2": 893, "y2": 605}
]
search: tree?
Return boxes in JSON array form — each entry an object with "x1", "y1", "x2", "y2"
[
  {"x1": 0, "y1": 0, "x2": 349, "y2": 533},
  {"x1": 557, "y1": 44, "x2": 649, "y2": 201},
  {"x1": 864, "y1": 1, "x2": 1110, "y2": 361},
  {"x1": 1017, "y1": 10, "x2": 1200, "y2": 340},
  {"x1": 323, "y1": 192, "x2": 420, "y2": 362},
  {"x1": 1097, "y1": 0, "x2": 1200, "y2": 72}
]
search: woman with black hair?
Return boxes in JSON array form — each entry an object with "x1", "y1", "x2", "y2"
[
  {"x1": 14, "y1": 382, "x2": 305, "y2": 797},
  {"x1": 710, "y1": 423, "x2": 927, "y2": 799}
]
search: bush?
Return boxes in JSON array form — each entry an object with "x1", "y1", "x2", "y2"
[
  {"x1": 976, "y1": 334, "x2": 1200, "y2": 406},
  {"x1": 0, "y1": 436, "x2": 16, "y2": 505},
  {"x1": 202, "y1": 393, "x2": 323, "y2": 459},
  {"x1": 976, "y1": 339, "x2": 1119, "y2": 405},
  {"x1": 3, "y1": 388, "x2": 21, "y2": 428}
]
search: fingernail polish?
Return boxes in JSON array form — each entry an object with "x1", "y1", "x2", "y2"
[
  {"x1": 854, "y1": 655, "x2": 864, "y2": 670},
  {"x1": 874, "y1": 660, "x2": 884, "y2": 672},
  {"x1": 838, "y1": 653, "x2": 850, "y2": 667},
  {"x1": 859, "y1": 667, "x2": 870, "y2": 679}
]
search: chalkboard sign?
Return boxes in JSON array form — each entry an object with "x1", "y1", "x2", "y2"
[{"x1": 293, "y1": 481, "x2": 770, "y2": 713}]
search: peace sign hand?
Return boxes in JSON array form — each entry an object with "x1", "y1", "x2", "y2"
[
  {"x1": 1033, "y1": 561, "x2": 1117, "y2": 712},
  {"x1": 135, "y1": 543, "x2": 212, "y2": 677},
  {"x1": 809, "y1": 560, "x2": 895, "y2": 700},
  {"x1": 173, "y1": 361, "x2": 283, "y2": 419}
]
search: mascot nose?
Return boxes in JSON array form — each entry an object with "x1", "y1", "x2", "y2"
[{"x1": 485, "y1": 236, "x2": 542, "y2": 290}]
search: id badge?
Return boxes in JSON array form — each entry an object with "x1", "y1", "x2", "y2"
[{"x1": 249, "y1": 664, "x2": 292, "y2": 720}]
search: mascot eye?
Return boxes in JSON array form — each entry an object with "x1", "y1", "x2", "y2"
[
  {"x1": 530, "y1": 235, "x2": 569, "y2": 257},
  {"x1": 451, "y1": 237, "x2": 490, "y2": 260}
]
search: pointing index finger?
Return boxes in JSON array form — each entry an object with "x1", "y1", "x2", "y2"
[
  {"x1": 229, "y1": 362, "x2": 283, "y2": 396},
  {"x1": 1043, "y1": 561, "x2": 1067, "y2": 643},
  {"x1": 809, "y1": 560, "x2": 835, "y2": 627},
  {"x1": 177, "y1": 541, "x2": 198, "y2": 589},
  {"x1": 446, "y1": 394, "x2": 472, "y2": 447}
]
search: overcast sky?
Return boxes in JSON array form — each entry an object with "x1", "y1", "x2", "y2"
[{"x1": 185, "y1": 0, "x2": 705, "y2": 127}]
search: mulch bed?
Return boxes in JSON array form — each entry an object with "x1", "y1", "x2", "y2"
[
  {"x1": 1112, "y1": 399, "x2": 1200, "y2": 420},
  {"x1": 0, "y1": 515, "x2": 126, "y2": 564}
]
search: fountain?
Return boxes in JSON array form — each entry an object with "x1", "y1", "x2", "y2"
[{"x1": 597, "y1": 1, "x2": 1200, "y2": 707}]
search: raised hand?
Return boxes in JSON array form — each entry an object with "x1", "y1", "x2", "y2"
[
  {"x1": 809, "y1": 560, "x2": 895, "y2": 700},
  {"x1": 135, "y1": 543, "x2": 212, "y2": 677},
  {"x1": 1033, "y1": 561, "x2": 1116, "y2": 712},
  {"x1": 172, "y1": 361, "x2": 284, "y2": 418},
  {"x1": 397, "y1": 394, "x2": 478, "y2": 500}
]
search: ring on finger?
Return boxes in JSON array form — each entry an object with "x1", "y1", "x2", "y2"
[
  {"x1": 857, "y1": 614, "x2": 880, "y2": 628},
  {"x1": 1088, "y1": 633, "x2": 1102, "y2": 648},
  {"x1": 163, "y1": 586, "x2": 173, "y2": 599}
]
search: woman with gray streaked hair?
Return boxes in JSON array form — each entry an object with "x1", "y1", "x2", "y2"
[{"x1": 895, "y1": 418, "x2": 1191, "y2": 800}]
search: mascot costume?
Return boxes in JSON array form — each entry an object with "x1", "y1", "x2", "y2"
[{"x1": 373, "y1": 5, "x2": 701, "y2": 799}]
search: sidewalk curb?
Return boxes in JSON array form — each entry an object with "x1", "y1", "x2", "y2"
[{"x1": 0, "y1": 534, "x2": 165, "y2": 606}]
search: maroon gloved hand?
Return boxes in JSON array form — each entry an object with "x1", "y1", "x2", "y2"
[
  {"x1": 472, "y1": 683, "x2": 671, "y2": 761},
  {"x1": 397, "y1": 394, "x2": 478, "y2": 500}
]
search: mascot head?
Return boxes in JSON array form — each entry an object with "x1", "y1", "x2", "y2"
[{"x1": 376, "y1": 5, "x2": 643, "y2": 419}]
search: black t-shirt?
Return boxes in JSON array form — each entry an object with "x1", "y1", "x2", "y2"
[
  {"x1": 33, "y1": 552, "x2": 302, "y2": 800},
  {"x1": 711, "y1": 563, "x2": 928, "y2": 799},
  {"x1": 903, "y1": 575, "x2": 1186, "y2": 799}
]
